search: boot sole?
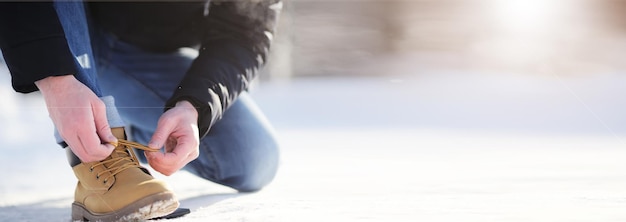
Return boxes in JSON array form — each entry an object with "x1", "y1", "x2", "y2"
[{"x1": 71, "y1": 191, "x2": 179, "y2": 222}]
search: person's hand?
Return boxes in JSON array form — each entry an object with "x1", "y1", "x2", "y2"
[
  {"x1": 35, "y1": 75, "x2": 117, "y2": 163},
  {"x1": 145, "y1": 100, "x2": 200, "y2": 176}
]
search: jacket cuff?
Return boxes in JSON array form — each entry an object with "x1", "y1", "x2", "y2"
[{"x1": 3, "y1": 36, "x2": 77, "y2": 93}]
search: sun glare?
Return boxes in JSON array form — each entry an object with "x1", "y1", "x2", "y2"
[
  {"x1": 492, "y1": 0, "x2": 564, "y2": 33},
  {"x1": 478, "y1": 0, "x2": 588, "y2": 72}
]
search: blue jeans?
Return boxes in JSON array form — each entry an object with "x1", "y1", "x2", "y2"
[{"x1": 54, "y1": 1, "x2": 279, "y2": 192}]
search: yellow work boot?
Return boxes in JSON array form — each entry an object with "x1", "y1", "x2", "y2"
[{"x1": 68, "y1": 127, "x2": 179, "y2": 221}]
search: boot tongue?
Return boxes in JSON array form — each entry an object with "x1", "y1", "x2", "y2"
[{"x1": 111, "y1": 127, "x2": 126, "y2": 141}]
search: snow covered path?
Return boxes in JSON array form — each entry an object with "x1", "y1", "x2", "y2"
[{"x1": 3, "y1": 69, "x2": 626, "y2": 221}]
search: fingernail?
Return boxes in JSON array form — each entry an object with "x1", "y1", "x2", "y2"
[{"x1": 148, "y1": 142, "x2": 159, "y2": 149}]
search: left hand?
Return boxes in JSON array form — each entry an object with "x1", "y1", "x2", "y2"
[{"x1": 145, "y1": 100, "x2": 200, "y2": 175}]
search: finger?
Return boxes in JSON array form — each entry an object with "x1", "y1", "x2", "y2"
[
  {"x1": 61, "y1": 116, "x2": 112, "y2": 163},
  {"x1": 77, "y1": 117, "x2": 114, "y2": 162},
  {"x1": 175, "y1": 136, "x2": 199, "y2": 160},
  {"x1": 144, "y1": 152, "x2": 182, "y2": 176},
  {"x1": 67, "y1": 133, "x2": 113, "y2": 163},
  {"x1": 66, "y1": 134, "x2": 91, "y2": 162},
  {"x1": 149, "y1": 116, "x2": 176, "y2": 149},
  {"x1": 146, "y1": 148, "x2": 182, "y2": 166},
  {"x1": 78, "y1": 133, "x2": 114, "y2": 162},
  {"x1": 146, "y1": 142, "x2": 196, "y2": 176},
  {"x1": 91, "y1": 99, "x2": 117, "y2": 143},
  {"x1": 71, "y1": 145, "x2": 113, "y2": 163},
  {"x1": 152, "y1": 135, "x2": 197, "y2": 163}
]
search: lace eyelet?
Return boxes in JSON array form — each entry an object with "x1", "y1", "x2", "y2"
[
  {"x1": 103, "y1": 180, "x2": 107, "y2": 184},
  {"x1": 89, "y1": 167, "x2": 93, "y2": 172},
  {"x1": 96, "y1": 175, "x2": 100, "y2": 179}
]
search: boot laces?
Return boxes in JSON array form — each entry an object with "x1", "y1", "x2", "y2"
[{"x1": 89, "y1": 139, "x2": 159, "y2": 183}]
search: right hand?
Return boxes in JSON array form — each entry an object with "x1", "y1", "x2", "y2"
[{"x1": 35, "y1": 75, "x2": 117, "y2": 163}]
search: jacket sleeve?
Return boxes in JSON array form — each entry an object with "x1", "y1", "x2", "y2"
[
  {"x1": 164, "y1": 0, "x2": 281, "y2": 138},
  {"x1": 0, "y1": 2, "x2": 77, "y2": 93}
]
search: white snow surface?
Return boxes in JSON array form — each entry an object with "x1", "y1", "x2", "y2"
[{"x1": 3, "y1": 64, "x2": 626, "y2": 221}]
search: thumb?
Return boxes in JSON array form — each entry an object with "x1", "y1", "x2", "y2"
[
  {"x1": 149, "y1": 118, "x2": 175, "y2": 149},
  {"x1": 92, "y1": 99, "x2": 117, "y2": 143}
]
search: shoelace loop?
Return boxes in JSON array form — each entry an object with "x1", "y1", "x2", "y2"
[
  {"x1": 110, "y1": 139, "x2": 161, "y2": 152},
  {"x1": 90, "y1": 139, "x2": 161, "y2": 183}
]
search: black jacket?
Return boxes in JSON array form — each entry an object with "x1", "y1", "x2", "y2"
[{"x1": 0, "y1": 1, "x2": 281, "y2": 138}]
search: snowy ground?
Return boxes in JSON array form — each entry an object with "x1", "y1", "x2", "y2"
[{"x1": 3, "y1": 64, "x2": 626, "y2": 221}]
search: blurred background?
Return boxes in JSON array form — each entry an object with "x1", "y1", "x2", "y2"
[
  {"x1": 253, "y1": 0, "x2": 626, "y2": 134},
  {"x1": 265, "y1": 0, "x2": 626, "y2": 78}
]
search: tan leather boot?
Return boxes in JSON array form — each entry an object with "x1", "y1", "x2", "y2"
[{"x1": 69, "y1": 128, "x2": 179, "y2": 221}]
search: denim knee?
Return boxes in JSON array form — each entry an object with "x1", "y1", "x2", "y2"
[{"x1": 186, "y1": 136, "x2": 280, "y2": 193}]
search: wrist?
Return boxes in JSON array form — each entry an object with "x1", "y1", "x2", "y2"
[
  {"x1": 34, "y1": 75, "x2": 75, "y2": 93},
  {"x1": 175, "y1": 100, "x2": 199, "y2": 120}
]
